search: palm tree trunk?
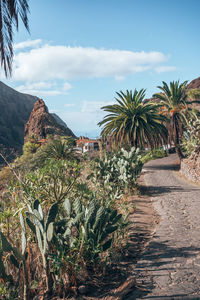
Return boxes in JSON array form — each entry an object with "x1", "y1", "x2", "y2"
[{"x1": 174, "y1": 116, "x2": 184, "y2": 160}]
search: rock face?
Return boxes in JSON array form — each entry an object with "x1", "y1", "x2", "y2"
[
  {"x1": 187, "y1": 77, "x2": 200, "y2": 90},
  {"x1": 0, "y1": 81, "x2": 38, "y2": 157},
  {"x1": 180, "y1": 153, "x2": 200, "y2": 183},
  {"x1": 24, "y1": 99, "x2": 75, "y2": 141},
  {"x1": 186, "y1": 77, "x2": 200, "y2": 111}
]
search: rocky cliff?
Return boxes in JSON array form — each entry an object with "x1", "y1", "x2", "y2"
[
  {"x1": 24, "y1": 99, "x2": 75, "y2": 141},
  {"x1": 186, "y1": 77, "x2": 200, "y2": 111},
  {"x1": 0, "y1": 81, "x2": 38, "y2": 158}
]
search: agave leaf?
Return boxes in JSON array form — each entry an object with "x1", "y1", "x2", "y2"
[
  {"x1": 109, "y1": 209, "x2": 118, "y2": 221},
  {"x1": 63, "y1": 227, "x2": 71, "y2": 238},
  {"x1": 93, "y1": 207, "x2": 105, "y2": 231},
  {"x1": 38, "y1": 204, "x2": 44, "y2": 221},
  {"x1": 26, "y1": 217, "x2": 36, "y2": 235},
  {"x1": 19, "y1": 212, "x2": 26, "y2": 233},
  {"x1": 13, "y1": 247, "x2": 23, "y2": 261},
  {"x1": 26, "y1": 212, "x2": 44, "y2": 235},
  {"x1": 33, "y1": 199, "x2": 43, "y2": 220},
  {"x1": 36, "y1": 227, "x2": 43, "y2": 253},
  {"x1": 33, "y1": 209, "x2": 43, "y2": 221},
  {"x1": 47, "y1": 222, "x2": 54, "y2": 242},
  {"x1": 33, "y1": 199, "x2": 40, "y2": 210},
  {"x1": 21, "y1": 231, "x2": 27, "y2": 256},
  {"x1": 99, "y1": 230, "x2": 108, "y2": 243},
  {"x1": 73, "y1": 198, "x2": 82, "y2": 215},
  {"x1": 46, "y1": 203, "x2": 58, "y2": 230},
  {"x1": 102, "y1": 238, "x2": 112, "y2": 251},
  {"x1": 72, "y1": 212, "x2": 84, "y2": 225},
  {"x1": 0, "y1": 251, "x2": 7, "y2": 278},
  {"x1": 85, "y1": 201, "x2": 96, "y2": 227},
  {"x1": 10, "y1": 254, "x2": 19, "y2": 268},
  {"x1": 0, "y1": 231, "x2": 13, "y2": 252},
  {"x1": 27, "y1": 204, "x2": 33, "y2": 213},
  {"x1": 105, "y1": 224, "x2": 118, "y2": 235},
  {"x1": 111, "y1": 214, "x2": 122, "y2": 224},
  {"x1": 64, "y1": 198, "x2": 71, "y2": 216}
]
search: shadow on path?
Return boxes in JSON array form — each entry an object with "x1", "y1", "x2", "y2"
[
  {"x1": 140, "y1": 185, "x2": 198, "y2": 197},
  {"x1": 127, "y1": 240, "x2": 200, "y2": 299},
  {"x1": 144, "y1": 163, "x2": 180, "y2": 171}
]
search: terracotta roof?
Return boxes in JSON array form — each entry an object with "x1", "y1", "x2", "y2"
[{"x1": 76, "y1": 139, "x2": 99, "y2": 145}]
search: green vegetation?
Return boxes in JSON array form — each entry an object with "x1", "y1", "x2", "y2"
[
  {"x1": 141, "y1": 148, "x2": 167, "y2": 164},
  {"x1": 98, "y1": 89, "x2": 168, "y2": 149},
  {"x1": 90, "y1": 147, "x2": 143, "y2": 193},
  {"x1": 0, "y1": 138, "x2": 134, "y2": 299},
  {"x1": 153, "y1": 81, "x2": 200, "y2": 159},
  {"x1": 182, "y1": 117, "x2": 200, "y2": 156},
  {"x1": 0, "y1": 80, "x2": 199, "y2": 298}
]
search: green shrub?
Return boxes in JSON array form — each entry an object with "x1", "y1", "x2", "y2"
[
  {"x1": 141, "y1": 148, "x2": 167, "y2": 164},
  {"x1": 90, "y1": 147, "x2": 143, "y2": 193},
  {"x1": 182, "y1": 118, "x2": 200, "y2": 156}
]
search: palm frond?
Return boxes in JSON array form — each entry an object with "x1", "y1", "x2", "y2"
[{"x1": 0, "y1": 0, "x2": 29, "y2": 76}]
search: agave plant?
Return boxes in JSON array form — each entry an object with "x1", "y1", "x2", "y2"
[
  {"x1": 63, "y1": 198, "x2": 122, "y2": 261},
  {"x1": 0, "y1": 212, "x2": 29, "y2": 300},
  {"x1": 26, "y1": 199, "x2": 58, "y2": 296}
]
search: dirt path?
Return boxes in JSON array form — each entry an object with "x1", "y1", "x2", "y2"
[{"x1": 127, "y1": 154, "x2": 200, "y2": 299}]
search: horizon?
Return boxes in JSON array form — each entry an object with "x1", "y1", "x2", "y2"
[{"x1": 1, "y1": 0, "x2": 200, "y2": 137}]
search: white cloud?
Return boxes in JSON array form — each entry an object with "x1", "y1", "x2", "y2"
[
  {"x1": 155, "y1": 66, "x2": 177, "y2": 73},
  {"x1": 14, "y1": 39, "x2": 42, "y2": 50},
  {"x1": 15, "y1": 80, "x2": 72, "y2": 96},
  {"x1": 12, "y1": 42, "x2": 170, "y2": 81},
  {"x1": 81, "y1": 100, "x2": 114, "y2": 113},
  {"x1": 59, "y1": 100, "x2": 114, "y2": 135},
  {"x1": 64, "y1": 103, "x2": 76, "y2": 107},
  {"x1": 63, "y1": 82, "x2": 72, "y2": 91}
]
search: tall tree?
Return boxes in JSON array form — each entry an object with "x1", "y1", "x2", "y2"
[
  {"x1": 0, "y1": 0, "x2": 29, "y2": 77},
  {"x1": 98, "y1": 89, "x2": 168, "y2": 149},
  {"x1": 153, "y1": 80, "x2": 200, "y2": 159}
]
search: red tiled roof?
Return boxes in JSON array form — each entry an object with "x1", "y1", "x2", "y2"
[{"x1": 76, "y1": 139, "x2": 99, "y2": 145}]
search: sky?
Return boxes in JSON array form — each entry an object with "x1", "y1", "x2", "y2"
[{"x1": 1, "y1": 0, "x2": 200, "y2": 137}]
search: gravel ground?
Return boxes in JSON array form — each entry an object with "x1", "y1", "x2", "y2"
[{"x1": 128, "y1": 154, "x2": 200, "y2": 299}]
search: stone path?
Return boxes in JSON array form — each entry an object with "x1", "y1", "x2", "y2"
[{"x1": 128, "y1": 154, "x2": 200, "y2": 299}]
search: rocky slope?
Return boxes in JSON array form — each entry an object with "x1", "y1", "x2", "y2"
[
  {"x1": 186, "y1": 77, "x2": 200, "y2": 111},
  {"x1": 0, "y1": 81, "x2": 38, "y2": 158},
  {"x1": 24, "y1": 99, "x2": 75, "y2": 141}
]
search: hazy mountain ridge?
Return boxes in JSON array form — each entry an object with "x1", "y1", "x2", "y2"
[
  {"x1": 0, "y1": 81, "x2": 38, "y2": 157},
  {"x1": 0, "y1": 82, "x2": 75, "y2": 161}
]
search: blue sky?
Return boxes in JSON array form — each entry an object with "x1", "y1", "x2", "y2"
[{"x1": 1, "y1": 0, "x2": 200, "y2": 137}]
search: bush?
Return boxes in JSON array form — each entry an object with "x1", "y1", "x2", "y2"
[
  {"x1": 90, "y1": 147, "x2": 143, "y2": 194},
  {"x1": 141, "y1": 148, "x2": 167, "y2": 164}
]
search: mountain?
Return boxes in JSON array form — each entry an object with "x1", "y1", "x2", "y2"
[
  {"x1": 51, "y1": 113, "x2": 72, "y2": 130},
  {"x1": 187, "y1": 77, "x2": 200, "y2": 90},
  {"x1": 0, "y1": 82, "x2": 75, "y2": 163},
  {"x1": 0, "y1": 81, "x2": 38, "y2": 158},
  {"x1": 186, "y1": 77, "x2": 200, "y2": 111},
  {"x1": 24, "y1": 99, "x2": 76, "y2": 141},
  {"x1": 143, "y1": 77, "x2": 200, "y2": 111}
]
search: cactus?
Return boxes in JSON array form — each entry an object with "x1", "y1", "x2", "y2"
[
  {"x1": 0, "y1": 212, "x2": 29, "y2": 300},
  {"x1": 60, "y1": 198, "x2": 122, "y2": 261},
  {"x1": 93, "y1": 147, "x2": 143, "y2": 193},
  {"x1": 25, "y1": 199, "x2": 58, "y2": 296}
]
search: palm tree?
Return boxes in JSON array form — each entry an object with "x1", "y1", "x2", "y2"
[
  {"x1": 153, "y1": 80, "x2": 200, "y2": 159},
  {"x1": 98, "y1": 89, "x2": 168, "y2": 149},
  {"x1": 0, "y1": 0, "x2": 29, "y2": 77}
]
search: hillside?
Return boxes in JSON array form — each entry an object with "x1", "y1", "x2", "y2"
[
  {"x1": 24, "y1": 99, "x2": 75, "y2": 141},
  {"x1": 0, "y1": 81, "x2": 38, "y2": 158},
  {"x1": 186, "y1": 77, "x2": 200, "y2": 110},
  {"x1": 0, "y1": 82, "x2": 75, "y2": 162}
]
